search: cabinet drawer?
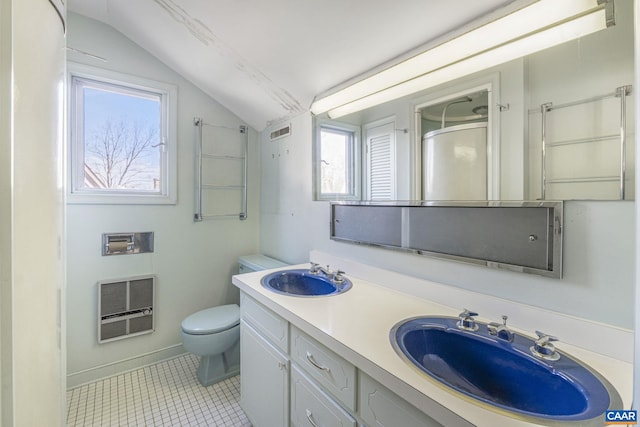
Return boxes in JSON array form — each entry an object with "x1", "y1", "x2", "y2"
[
  {"x1": 359, "y1": 373, "x2": 449, "y2": 427},
  {"x1": 290, "y1": 326, "x2": 356, "y2": 410},
  {"x1": 240, "y1": 292, "x2": 288, "y2": 352},
  {"x1": 291, "y1": 365, "x2": 356, "y2": 427}
]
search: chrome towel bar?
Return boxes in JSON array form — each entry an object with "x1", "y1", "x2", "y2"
[
  {"x1": 194, "y1": 117, "x2": 248, "y2": 221},
  {"x1": 538, "y1": 85, "x2": 632, "y2": 200}
]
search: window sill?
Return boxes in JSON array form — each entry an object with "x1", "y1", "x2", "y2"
[{"x1": 67, "y1": 191, "x2": 177, "y2": 205}]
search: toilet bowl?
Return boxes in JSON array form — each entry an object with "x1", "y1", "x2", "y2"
[{"x1": 181, "y1": 304, "x2": 240, "y2": 387}]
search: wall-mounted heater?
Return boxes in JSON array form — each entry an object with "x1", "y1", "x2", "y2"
[{"x1": 98, "y1": 275, "x2": 155, "y2": 343}]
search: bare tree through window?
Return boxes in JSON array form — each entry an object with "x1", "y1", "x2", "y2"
[
  {"x1": 320, "y1": 127, "x2": 352, "y2": 195},
  {"x1": 77, "y1": 80, "x2": 163, "y2": 192},
  {"x1": 85, "y1": 118, "x2": 160, "y2": 190}
]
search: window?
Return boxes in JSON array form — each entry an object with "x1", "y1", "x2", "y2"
[
  {"x1": 68, "y1": 63, "x2": 177, "y2": 204},
  {"x1": 314, "y1": 121, "x2": 361, "y2": 200}
]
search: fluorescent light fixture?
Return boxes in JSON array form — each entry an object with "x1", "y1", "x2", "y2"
[{"x1": 311, "y1": 0, "x2": 613, "y2": 118}]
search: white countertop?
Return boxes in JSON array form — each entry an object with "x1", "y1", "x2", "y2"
[{"x1": 232, "y1": 262, "x2": 633, "y2": 427}]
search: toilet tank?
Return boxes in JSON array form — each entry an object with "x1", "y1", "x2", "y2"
[{"x1": 238, "y1": 254, "x2": 287, "y2": 273}]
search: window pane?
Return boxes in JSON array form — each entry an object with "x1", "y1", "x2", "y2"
[
  {"x1": 320, "y1": 128, "x2": 352, "y2": 195},
  {"x1": 68, "y1": 65, "x2": 177, "y2": 205},
  {"x1": 80, "y1": 82, "x2": 162, "y2": 192}
]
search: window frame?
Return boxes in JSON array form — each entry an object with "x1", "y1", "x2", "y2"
[
  {"x1": 67, "y1": 62, "x2": 177, "y2": 205},
  {"x1": 313, "y1": 119, "x2": 361, "y2": 201}
]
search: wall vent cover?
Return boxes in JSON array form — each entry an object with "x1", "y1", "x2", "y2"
[
  {"x1": 98, "y1": 275, "x2": 155, "y2": 343},
  {"x1": 270, "y1": 123, "x2": 292, "y2": 141}
]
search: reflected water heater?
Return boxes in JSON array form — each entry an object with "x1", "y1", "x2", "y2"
[{"x1": 423, "y1": 122, "x2": 487, "y2": 200}]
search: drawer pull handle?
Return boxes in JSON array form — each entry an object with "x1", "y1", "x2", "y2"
[
  {"x1": 306, "y1": 409, "x2": 319, "y2": 427},
  {"x1": 306, "y1": 351, "x2": 330, "y2": 372}
]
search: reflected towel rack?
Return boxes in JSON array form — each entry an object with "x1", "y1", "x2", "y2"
[
  {"x1": 194, "y1": 117, "x2": 248, "y2": 221},
  {"x1": 534, "y1": 85, "x2": 632, "y2": 200}
]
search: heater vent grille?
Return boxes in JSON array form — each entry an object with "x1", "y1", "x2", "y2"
[
  {"x1": 270, "y1": 124, "x2": 291, "y2": 141},
  {"x1": 98, "y1": 275, "x2": 155, "y2": 343}
]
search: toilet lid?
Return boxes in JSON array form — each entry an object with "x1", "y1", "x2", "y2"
[{"x1": 181, "y1": 304, "x2": 240, "y2": 335}]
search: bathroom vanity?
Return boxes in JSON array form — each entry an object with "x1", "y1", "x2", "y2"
[
  {"x1": 232, "y1": 253, "x2": 632, "y2": 427},
  {"x1": 237, "y1": 292, "x2": 450, "y2": 427}
]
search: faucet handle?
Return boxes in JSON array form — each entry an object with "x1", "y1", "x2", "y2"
[
  {"x1": 459, "y1": 308, "x2": 478, "y2": 318},
  {"x1": 333, "y1": 270, "x2": 345, "y2": 283},
  {"x1": 531, "y1": 331, "x2": 560, "y2": 361},
  {"x1": 309, "y1": 262, "x2": 320, "y2": 274},
  {"x1": 534, "y1": 330, "x2": 558, "y2": 345},
  {"x1": 457, "y1": 309, "x2": 479, "y2": 331}
]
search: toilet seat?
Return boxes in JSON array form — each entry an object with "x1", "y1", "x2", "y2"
[{"x1": 181, "y1": 304, "x2": 240, "y2": 335}]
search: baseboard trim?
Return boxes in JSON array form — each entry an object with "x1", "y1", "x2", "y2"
[{"x1": 67, "y1": 344, "x2": 187, "y2": 389}]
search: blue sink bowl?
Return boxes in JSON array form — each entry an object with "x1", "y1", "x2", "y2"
[
  {"x1": 391, "y1": 317, "x2": 622, "y2": 423},
  {"x1": 261, "y1": 269, "x2": 352, "y2": 297}
]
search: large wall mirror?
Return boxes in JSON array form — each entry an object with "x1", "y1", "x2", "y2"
[{"x1": 313, "y1": 0, "x2": 634, "y2": 202}]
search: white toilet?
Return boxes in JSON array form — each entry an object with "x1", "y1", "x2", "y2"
[
  {"x1": 182, "y1": 255, "x2": 286, "y2": 386},
  {"x1": 181, "y1": 304, "x2": 240, "y2": 387}
]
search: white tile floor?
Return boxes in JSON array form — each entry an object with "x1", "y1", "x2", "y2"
[{"x1": 66, "y1": 354, "x2": 251, "y2": 426}]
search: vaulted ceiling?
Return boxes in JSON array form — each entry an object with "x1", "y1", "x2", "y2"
[{"x1": 68, "y1": 0, "x2": 515, "y2": 130}]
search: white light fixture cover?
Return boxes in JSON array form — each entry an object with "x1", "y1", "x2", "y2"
[{"x1": 311, "y1": 0, "x2": 612, "y2": 118}]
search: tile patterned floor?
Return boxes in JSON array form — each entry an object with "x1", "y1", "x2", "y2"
[{"x1": 66, "y1": 354, "x2": 251, "y2": 426}]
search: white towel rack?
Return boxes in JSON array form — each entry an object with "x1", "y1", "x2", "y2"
[{"x1": 194, "y1": 117, "x2": 248, "y2": 221}]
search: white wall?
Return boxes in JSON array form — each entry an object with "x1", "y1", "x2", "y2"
[
  {"x1": 632, "y1": 0, "x2": 640, "y2": 413},
  {"x1": 1, "y1": 0, "x2": 66, "y2": 424},
  {"x1": 0, "y1": 3, "x2": 10, "y2": 422},
  {"x1": 66, "y1": 13, "x2": 260, "y2": 387}
]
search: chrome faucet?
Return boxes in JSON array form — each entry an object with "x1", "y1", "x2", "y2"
[
  {"x1": 309, "y1": 262, "x2": 329, "y2": 275},
  {"x1": 457, "y1": 309, "x2": 479, "y2": 331},
  {"x1": 530, "y1": 331, "x2": 560, "y2": 361},
  {"x1": 487, "y1": 315, "x2": 514, "y2": 342},
  {"x1": 309, "y1": 262, "x2": 346, "y2": 284}
]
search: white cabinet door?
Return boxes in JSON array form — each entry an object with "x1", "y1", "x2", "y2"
[{"x1": 240, "y1": 320, "x2": 289, "y2": 427}]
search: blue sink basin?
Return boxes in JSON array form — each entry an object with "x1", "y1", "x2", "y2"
[
  {"x1": 261, "y1": 269, "x2": 352, "y2": 297},
  {"x1": 391, "y1": 316, "x2": 622, "y2": 423}
]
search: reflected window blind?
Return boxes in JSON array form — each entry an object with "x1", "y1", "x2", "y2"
[{"x1": 366, "y1": 122, "x2": 396, "y2": 200}]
